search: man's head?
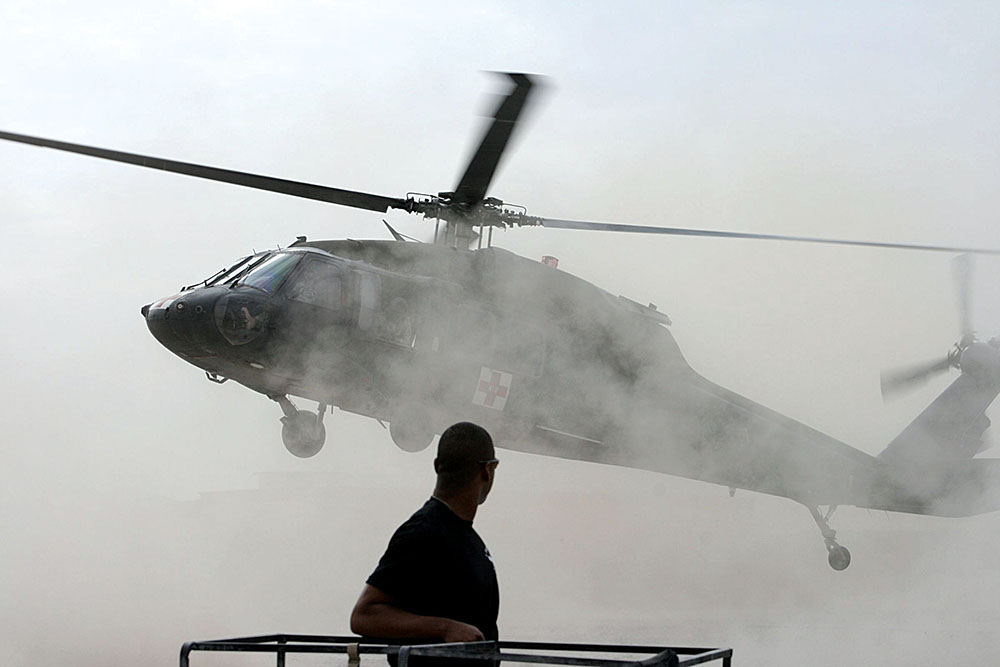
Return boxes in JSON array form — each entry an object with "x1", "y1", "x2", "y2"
[{"x1": 433, "y1": 422, "x2": 497, "y2": 504}]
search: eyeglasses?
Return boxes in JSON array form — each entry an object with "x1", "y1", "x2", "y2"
[{"x1": 479, "y1": 458, "x2": 500, "y2": 469}]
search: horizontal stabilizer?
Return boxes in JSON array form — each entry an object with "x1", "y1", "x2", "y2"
[{"x1": 865, "y1": 458, "x2": 1000, "y2": 517}]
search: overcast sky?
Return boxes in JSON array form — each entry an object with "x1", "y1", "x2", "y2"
[{"x1": 2, "y1": 2, "x2": 1000, "y2": 665}]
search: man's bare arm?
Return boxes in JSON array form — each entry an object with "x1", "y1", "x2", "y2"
[{"x1": 350, "y1": 584, "x2": 485, "y2": 642}]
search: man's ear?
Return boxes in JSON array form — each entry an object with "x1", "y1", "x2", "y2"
[{"x1": 433, "y1": 458, "x2": 440, "y2": 474}]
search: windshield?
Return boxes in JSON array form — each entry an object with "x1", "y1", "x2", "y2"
[
  {"x1": 240, "y1": 253, "x2": 302, "y2": 293},
  {"x1": 204, "y1": 255, "x2": 253, "y2": 287}
]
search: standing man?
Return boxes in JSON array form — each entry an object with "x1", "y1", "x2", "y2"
[{"x1": 351, "y1": 422, "x2": 500, "y2": 644}]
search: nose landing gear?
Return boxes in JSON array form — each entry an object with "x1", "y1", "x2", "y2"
[
  {"x1": 807, "y1": 504, "x2": 851, "y2": 571},
  {"x1": 272, "y1": 395, "x2": 327, "y2": 458}
]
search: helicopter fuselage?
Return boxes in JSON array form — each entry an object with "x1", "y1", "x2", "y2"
[{"x1": 144, "y1": 239, "x2": 878, "y2": 508}]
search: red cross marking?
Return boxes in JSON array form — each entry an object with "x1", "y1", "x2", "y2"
[{"x1": 478, "y1": 371, "x2": 509, "y2": 407}]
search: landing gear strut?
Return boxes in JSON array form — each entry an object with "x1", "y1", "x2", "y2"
[
  {"x1": 807, "y1": 504, "x2": 851, "y2": 571},
  {"x1": 272, "y1": 395, "x2": 327, "y2": 458}
]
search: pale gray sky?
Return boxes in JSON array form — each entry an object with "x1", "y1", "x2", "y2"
[{"x1": 2, "y1": 2, "x2": 999, "y2": 665}]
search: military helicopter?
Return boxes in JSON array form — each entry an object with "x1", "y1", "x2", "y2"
[{"x1": 4, "y1": 73, "x2": 1000, "y2": 571}]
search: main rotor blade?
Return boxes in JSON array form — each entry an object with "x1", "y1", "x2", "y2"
[
  {"x1": 451, "y1": 72, "x2": 536, "y2": 208},
  {"x1": 880, "y1": 357, "x2": 953, "y2": 400},
  {"x1": 538, "y1": 217, "x2": 1000, "y2": 255},
  {"x1": 0, "y1": 130, "x2": 406, "y2": 213}
]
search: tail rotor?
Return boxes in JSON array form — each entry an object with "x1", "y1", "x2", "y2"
[{"x1": 880, "y1": 254, "x2": 975, "y2": 401}]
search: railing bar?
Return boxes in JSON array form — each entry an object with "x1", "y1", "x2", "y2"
[
  {"x1": 193, "y1": 648, "x2": 670, "y2": 659},
  {"x1": 187, "y1": 644, "x2": 357, "y2": 654},
  {"x1": 179, "y1": 642, "x2": 193, "y2": 667},
  {"x1": 189, "y1": 644, "x2": 399, "y2": 656},
  {"x1": 500, "y1": 642, "x2": 671, "y2": 653},
  {"x1": 204, "y1": 634, "x2": 362, "y2": 644},
  {"x1": 676, "y1": 649, "x2": 734, "y2": 667},
  {"x1": 203, "y1": 638, "x2": 714, "y2": 654},
  {"x1": 669, "y1": 649, "x2": 723, "y2": 655},
  {"x1": 407, "y1": 648, "x2": 648, "y2": 667},
  {"x1": 497, "y1": 654, "x2": 665, "y2": 667},
  {"x1": 185, "y1": 645, "x2": 718, "y2": 662},
  {"x1": 181, "y1": 639, "x2": 732, "y2": 666},
  {"x1": 201, "y1": 634, "x2": 287, "y2": 644},
  {"x1": 282, "y1": 634, "x2": 363, "y2": 643}
]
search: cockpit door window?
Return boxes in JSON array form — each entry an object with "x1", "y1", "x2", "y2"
[{"x1": 286, "y1": 259, "x2": 344, "y2": 312}]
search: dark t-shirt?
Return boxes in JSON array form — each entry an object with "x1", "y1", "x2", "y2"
[{"x1": 367, "y1": 497, "x2": 499, "y2": 641}]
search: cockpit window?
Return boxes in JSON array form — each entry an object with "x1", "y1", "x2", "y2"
[{"x1": 240, "y1": 253, "x2": 301, "y2": 293}]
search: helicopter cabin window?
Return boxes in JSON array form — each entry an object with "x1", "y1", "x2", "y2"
[
  {"x1": 285, "y1": 259, "x2": 343, "y2": 312},
  {"x1": 355, "y1": 272, "x2": 419, "y2": 348},
  {"x1": 240, "y1": 253, "x2": 301, "y2": 293},
  {"x1": 357, "y1": 273, "x2": 380, "y2": 332},
  {"x1": 373, "y1": 295, "x2": 417, "y2": 348}
]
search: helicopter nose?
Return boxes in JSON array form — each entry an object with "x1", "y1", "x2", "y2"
[{"x1": 143, "y1": 288, "x2": 229, "y2": 356}]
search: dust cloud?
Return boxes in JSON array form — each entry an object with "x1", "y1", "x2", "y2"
[
  {"x1": 4, "y1": 421, "x2": 998, "y2": 666},
  {"x1": 3, "y1": 3, "x2": 1000, "y2": 667}
]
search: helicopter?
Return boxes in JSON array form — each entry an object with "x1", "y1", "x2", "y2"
[{"x1": 4, "y1": 73, "x2": 1000, "y2": 571}]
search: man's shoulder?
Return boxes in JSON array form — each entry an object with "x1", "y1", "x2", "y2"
[{"x1": 390, "y1": 498, "x2": 452, "y2": 541}]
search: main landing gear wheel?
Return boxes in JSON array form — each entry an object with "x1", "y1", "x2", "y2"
[
  {"x1": 389, "y1": 419, "x2": 435, "y2": 452},
  {"x1": 806, "y1": 504, "x2": 851, "y2": 571},
  {"x1": 827, "y1": 544, "x2": 851, "y2": 571},
  {"x1": 272, "y1": 395, "x2": 327, "y2": 458},
  {"x1": 388, "y1": 405, "x2": 436, "y2": 452}
]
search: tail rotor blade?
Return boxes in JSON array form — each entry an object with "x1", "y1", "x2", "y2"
[{"x1": 880, "y1": 357, "x2": 953, "y2": 400}]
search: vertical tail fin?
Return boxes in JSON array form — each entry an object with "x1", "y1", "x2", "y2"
[
  {"x1": 871, "y1": 345, "x2": 1000, "y2": 515},
  {"x1": 878, "y1": 371, "x2": 997, "y2": 467}
]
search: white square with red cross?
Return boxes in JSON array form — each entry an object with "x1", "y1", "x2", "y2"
[{"x1": 472, "y1": 367, "x2": 513, "y2": 411}]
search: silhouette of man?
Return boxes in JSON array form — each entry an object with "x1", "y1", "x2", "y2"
[{"x1": 351, "y1": 422, "x2": 500, "y2": 648}]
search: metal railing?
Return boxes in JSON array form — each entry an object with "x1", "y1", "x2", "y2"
[{"x1": 179, "y1": 635, "x2": 732, "y2": 667}]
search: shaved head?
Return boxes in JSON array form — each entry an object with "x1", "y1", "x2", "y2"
[{"x1": 434, "y1": 422, "x2": 495, "y2": 493}]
